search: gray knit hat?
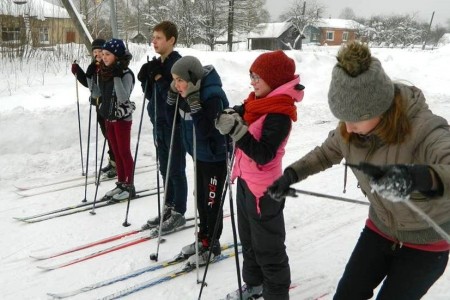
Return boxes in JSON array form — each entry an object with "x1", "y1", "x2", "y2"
[
  {"x1": 171, "y1": 56, "x2": 204, "y2": 83},
  {"x1": 328, "y1": 42, "x2": 394, "y2": 122}
]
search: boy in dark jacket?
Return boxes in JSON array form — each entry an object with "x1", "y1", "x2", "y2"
[{"x1": 137, "y1": 21, "x2": 188, "y2": 232}]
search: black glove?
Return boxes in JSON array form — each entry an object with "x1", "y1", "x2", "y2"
[
  {"x1": 232, "y1": 104, "x2": 245, "y2": 116},
  {"x1": 137, "y1": 61, "x2": 151, "y2": 82},
  {"x1": 85, "y1": 62, "x2": 97, "y2": 78},
  {"x1": 266, "y1": 168, "x2": 299, "y2": 202},
  {"x1": 111, "y1": 63, "x2": 123, "y2": 77},
  {"x1": 167, "y1": 81, "x2": 179, "y2": 106},
  {"x1": 152, "y1": 61, "x2": 163, "y2": 79},
  {"x1": 350, "y1": 162, "x2": 434, "y2": 200},
  {"x1": 137, "y1": 57, "x2": 161, "y2": 82}
]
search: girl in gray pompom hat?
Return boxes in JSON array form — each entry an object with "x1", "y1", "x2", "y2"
[{"x1": 267, "y1": 41, "x2": 450, "y2": 299}]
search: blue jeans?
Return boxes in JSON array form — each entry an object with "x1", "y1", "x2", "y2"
[
  {"x1": 334, "y1": 226, "x2": 449, "y2": 300},
  {"x1": 155, "y1": 123, "x2": 187, "y2": 215}
]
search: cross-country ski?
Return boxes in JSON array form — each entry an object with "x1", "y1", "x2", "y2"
[
  {"x1": 37, "y1": 223, "x2": 196, "y2": 270},
  {"x1": 14, "y1": 165, "x2": 156, "y2": 196},
  {"x1": 46, "y1": 242, "x2": 237, "y2": 298},
  {"x1": 98, "y1": 247, "x2": 241, "y2": 300}
]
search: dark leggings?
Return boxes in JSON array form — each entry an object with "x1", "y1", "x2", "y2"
[
  {"x1": 334, "y1": 226, "x2": 449, "y2": 300},
  {"x1": 236, "y1": 178, "x2": 290, "y2": 300}
]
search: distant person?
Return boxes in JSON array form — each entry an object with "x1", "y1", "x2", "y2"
[
  {"x1": 268, "y1": 41, "x2": 450, "y2": 300},
  {"x1": 71, "y1": 38, "x2": 117, "y2": 178},
  {"x1": 98, "y1": 39, "x2": 136, "y2": 201},
  {"x1": 137, "y1": 20, "x2": 188, "y2": 232},
  {"x1": 215, "y1": 50, "x2": 305, "y2": 300},
  {"x1": 168, "y1": 56, "x2": 229, "y2": 265}
]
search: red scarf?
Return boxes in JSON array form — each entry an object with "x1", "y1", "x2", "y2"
[{"x1": 243, "y1": 92, "x2": 297, "y2": 125}]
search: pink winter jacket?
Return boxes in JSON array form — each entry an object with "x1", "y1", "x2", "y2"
[{"x1": 231, "y1": 76, "x2": 304, "y2": 214}]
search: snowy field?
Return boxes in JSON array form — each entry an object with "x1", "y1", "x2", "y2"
[{"x1": 1, "y1": 44, "x2": 450, "y2": 299}]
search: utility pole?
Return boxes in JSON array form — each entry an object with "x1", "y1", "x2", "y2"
[
  {"x1": 227, "y1": 0, "x2": 234, "y2": 52},
  {"x1": 422, "y1": 11, "x2": 435, "y2": 50},
  {"x1": 110, "y1": 0, "x2": 119, "y2": 38},
  {"x1": 60, "y1": 0, "x2": 93, "y2": 52}
]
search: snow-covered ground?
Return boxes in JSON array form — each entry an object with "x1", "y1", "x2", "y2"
[{"x1": 1, "y1": 44, "x2": 450, "y2": 300}]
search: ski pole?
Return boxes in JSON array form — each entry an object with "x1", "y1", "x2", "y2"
[
  {"x1": 225, "y1": 141, "x2": 243, "y2": 300},
  {"x1": 193, "y1": 126, "x2": 200, "y2": 280},
  {"x1": 122, "y1": 80, "x2": 148, "y2": 227},
  {"x1": 152, "y1": 75, "x2": 162, "y2": 227},
  {"x1": 95, "y1": 74, "x2": 100, "y2": 184},
  {"x1": 404, "y1": 199, "x2": 450, "y2": 243},
  {"x1": 89, "y1": 137, "x2": 107, "y2": 215},
  {"x1": 150, "y1": 93, "x2": 180, "y2": 262},
  {"x1": 95, "y1": 108, "x2": 99, "y2": 184},
  {"x1": 74, "y1": 65, "x2": 85, "y2": 176},
  {"x1": 292, "y1": 188, "x2": 369, "y2": 206},
  {"x1": 198, "y1": 151, "x2": 234, "y2": 298},
  {"x1": 82, "y1": 101, "x2": 93, "y2": 202}
]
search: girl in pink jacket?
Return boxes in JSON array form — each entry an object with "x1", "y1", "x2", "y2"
[{"x1": 216, "y1": 50, "x2": 304, "y2": 300}]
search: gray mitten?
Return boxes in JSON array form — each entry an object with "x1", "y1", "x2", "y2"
[
  {"x1": 167, "y1": 81, "x2": 179, "y2": 106},
  {"x1": 215, "y1": 109, "x2": 247, "y2": 141},
  {"x1": 185, "y1": 80, "x2": 202, "y2": 113},
  {"x1": 215, "y1": 108, "x2": 238, "y2": 135},
  {"x1": 229, "y1": 117, "x2": 248, "y2": 141}
]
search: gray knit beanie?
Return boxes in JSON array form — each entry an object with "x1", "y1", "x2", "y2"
[
  {"x1": 171, "y1": 56, "x2": 204, "y2": 83},
  {"x1": 328, "y1": 42, "x2": 394, "y2": 122}
]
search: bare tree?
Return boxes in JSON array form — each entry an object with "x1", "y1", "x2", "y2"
[
  {"x1": 280, "y1": 0, "x2": 325, "y2": 49},
  {"x1": 195, "y1": 0, "x2": 228, "y2": 50},
  {"x1": 338, "y1": 7, "x2": 355, "y2": 20},
  {"x1": 228, "y1": 0, "x2": 269, "y2": 50},
  {"x1": 176, "y1": 0, "x2": 202, "y2": 47}
]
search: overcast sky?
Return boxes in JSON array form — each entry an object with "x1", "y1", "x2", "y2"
[{"x1": 265, "y1": 0, "x2": 450, "y2": 27}]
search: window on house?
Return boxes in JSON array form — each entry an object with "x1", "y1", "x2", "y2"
[
  {"x1": 326, "y1": 31, "x2": 334, "y2": 41},
  {"x1": 39, "y1": 28, "x2": 49, "y2": 44},
  {"x1": 66, "y1": 31, "x2": 75, "y2": 43},
  {"x1": 342, "y1": 31, "x2": 349, "y2": 41},
  {"x1": 2, "y1": 27, "x2": 21, "y2": 42}
]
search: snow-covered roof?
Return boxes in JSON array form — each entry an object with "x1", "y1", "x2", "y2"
[
  {"x1": 0, "y1": 0, "x2": 70, "y2": 20},
  {"x1": 248, "y1": 22, "x2": 292, "y2": 39},
  {"x1": 316, "y1": 18, "x2": 363, "y2": 30},
  {"x1": 438, "y1": 33, "x2": 450, "y2": 47}
]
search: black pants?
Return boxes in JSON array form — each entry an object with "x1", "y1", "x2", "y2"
[
  {"x1": 236, "y1": 178, "x2": 290, "y2": 300},
  {"x1": 196, "y1": 160, "x2": 227, "y2": 241},
  {"x1": 334, "y1": 226, "x2": 449, "y2": 300}
]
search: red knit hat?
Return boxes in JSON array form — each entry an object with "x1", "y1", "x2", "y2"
[{"x1": 250, "y1": 50, "x2": 296, "y2": 90}]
